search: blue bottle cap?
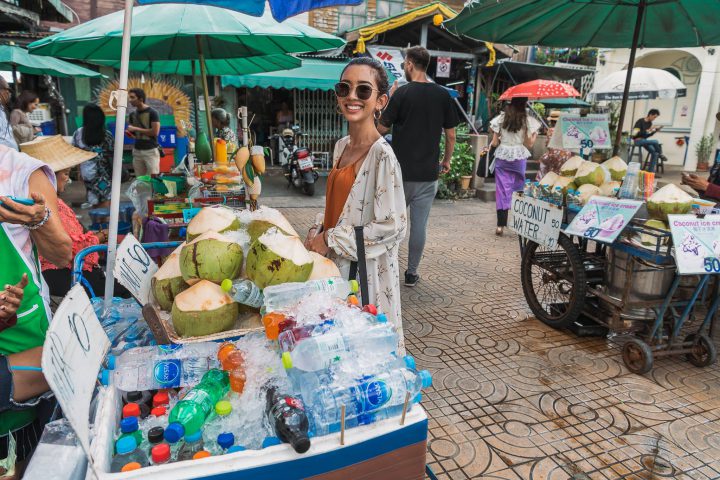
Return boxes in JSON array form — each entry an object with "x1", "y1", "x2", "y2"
[
  {"x1": 120, "y1": 416, "x2": 138, "y2": 433},
  {"x1": 164, "y1": 423, "x2": 184, "y2": 443},
  {"x1": 376, "y1": 313, "x2": 388, "y2": 323},
  {"x1": 98, "y1": 369, "x2": 111, "y2": 386},
  {"x1": 262, "y1": 437, "x2": 281, "y2": 448},
  {"x1": 217, "y1": 432, "x2": 235, "y2": 450},
  {"x1": 418, "y1": 370, "x2": 432, "y2": 389},
  {"x1": 227, "y1": 445, "x2": 246, "y2": 453},
  {"x1": 403, "y1": 355, "x2": 416, "y2": 370},
  {"x1": 115, "y1": 436, "x2": 137, "y2": 455},
  {"x1": 414, "y1": 393, "x2": 422, "y2": 403},
  {"x1": 106, "y1": 355, "x2": 116, "y2": 370},
  {"x1": 185, "y1": 430, "x2": 202, "y2": 442}
]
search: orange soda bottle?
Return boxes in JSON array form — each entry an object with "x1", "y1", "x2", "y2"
[
  {"x1": 221, "y1": 349, "x2": 245, "y2": 372},
  {"x1": 229, "y1": 368, "x2": 246, "y2": 394},
  {"x1": 217, "y1": 342, "x2": 236, "y2": 364}
]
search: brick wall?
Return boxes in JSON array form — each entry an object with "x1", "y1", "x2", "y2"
[
  {"x1": 309, "y1": 0, "x2": 467, "y2": 34},
  {"x1": 42, "y1": 0, "x2": 125, "y2": 30}
]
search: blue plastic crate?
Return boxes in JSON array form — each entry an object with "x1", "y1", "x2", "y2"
[
  {"x1": 40, "y1": 121, "x2": 56, "y2": 136},
  {"x1": 158, "y1": 126, "x2": 177, "y2": 148}
]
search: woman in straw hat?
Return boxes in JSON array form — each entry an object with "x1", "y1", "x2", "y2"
[
  {"x1": 19, "y1": 136, "x2": 115, "y2": 298},
  {"x1": 536, "y1": 110, "x2": 573, "y2": 180}
]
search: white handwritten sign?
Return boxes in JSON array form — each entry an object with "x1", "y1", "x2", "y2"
[
  {"x1": 668, "y1": 215, "x2": 720, "y2": 275},
  {"x1": 509, "y1": 193, "x2": 563, "y2": 248},
  {"x1": 113, "y1": 234, "x2": 158, "y2": 305},
  {"x1": 42, "y1": 284, "x2": 109, "y2": 458},
  {"x1": 564, "y1": 197, "x2": 642, "y2": 244}
]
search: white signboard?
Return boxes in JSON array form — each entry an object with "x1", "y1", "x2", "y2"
[
  {"x1": 113, "y1": 234, "x2": 158, "y2": 305},
  {"x1": 509, "y1": 193, "x2": 563, "y2": 248},
  {"x1": 367, "y1": 47, "x2": 405, "y2": 82},
  {"x1": 564, "y1": 197, "x2": 642, "y2": 244},
  {"x1": 668, "y1": 214, "x2": 720, "y2": 275},
  {"x1": 436, "y1": 56, "x2": 451, "y2": 78},
  {"x1": 42, "y1": 284, "x2": 109, "y2": 458},
  {"x1": 557, "y1": 114, "x2": 611, "y2": 151}
]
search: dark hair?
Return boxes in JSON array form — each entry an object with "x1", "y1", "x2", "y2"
[
  {"x1": 502, "y1": 97, "x2": 529, "y2": 133},
  {"x1": 648, "y1": 108, "x2": 660, "y2": 116},
  {"x1": 404, "y1": 46, "x2": 430, "y2": 72},
  {"x1": 211, "y1": 108, "x2": 230, "y2": 127},
  {"x1": 16, "y1": 91, "x2": 38, "y2": 112},
  {"x1": 341, "y1": 57, "x2": 390, "y2": 94},
  {"x1": 81, "y1": 104, "x2": 107, "y2": 146},
  {"x1": 129, "y1": 88, "x2": 146, "y2": 102}
]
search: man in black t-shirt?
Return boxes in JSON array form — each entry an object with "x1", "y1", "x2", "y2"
[
  {"x1": 127, "y1": 88, "x2": 161, "y2": 175},
  {"x1": 632, "y1": 108, "x2": 665, "y2": 173},
  {"x1": 379, "y1": 46, "x2": 460, "y2": 287}
]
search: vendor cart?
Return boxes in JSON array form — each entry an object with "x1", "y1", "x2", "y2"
[{"x1": 518, "y1": 204, "x2": 719, "y2": 374}]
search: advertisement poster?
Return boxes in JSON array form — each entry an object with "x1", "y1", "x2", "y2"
[
  {"x1": 509, "y1": 193, "x2": 563, "y2": 248},
  {"x1": 558, "y1": 114, "x2": 611, "y2": 151},
  {"x1": 564, "y1": 197, "x2": 643, "y2": 244},
  {"x1": 367, "y1": 47, "x2": 404, "y2": 82},
  {"x1": 668, "y1": 215, "x2": 720, "y2": 275}
]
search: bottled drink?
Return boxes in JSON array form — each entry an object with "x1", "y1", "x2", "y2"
[
  {"x1": 203, "y1": 400, "x2": 234, "y2": 447},
  {"x1": 216, "y1": 342, "x2": 236, "y2": 364},
  {"x1": 552, "y1": 187, "x2": 564, "y2": 206},
  {"x1": 265, "y1": 387, "x2": 311, "y2": 454},
  {"x1": 227, "y1": 445, "x2": 246, "y2": 453},
  {"x1": 164, "y1": 369, "x2": 230, "y2": 441},
  {"x1": 263, "y1": 278, "x2": 359, "y2": 312},
  {"x1": 110, "y1": 437, "x2": 149, "y2": 472},
  {"x1": 151, "y1": 443, "x2": 171, "y2": 466},
  {"x1": 531, "y1": 181, "x2": 541, "y2": 199},
  {"x1": 220, "y1": 279, "x2": 264, "y2": 309},
  {"x1": 193, "y1": 450, "x2": 211, "y2": 460},
  {"x1": 277, "y1": 320, "x2": 335, "y2": 353},
  {"x1": 280, "y1": 323, "x2": 398, "y2": 372},
  {"x1": 217, "y1": 345, "x2": 246, "y2": 394},
  {"x1": 121, "y1": 462, "x2": 142, "y2": 472},
  {"x1": 153, "y1": 391, "x2": 170, "y2": 408},
  {"x1": 123, "y1": 390, "x2": 151, "y2": 408},
  {"x1": 221, "y1": 349, "x2": 245, "y2": 372},
  {"x1": 122, "y1": 402, "x2": 147, "y2": 420},
  {"x1": 177, "y1": 430, "x2": 205, "y2": 461},
  {"x1": 117, "y1": 417, "x2": 143, "y2": 448},
  {"x1": 619, "y1": 162, "x2": 640, "y2": 199},
  {"x1": 522, "y1": 179, "x2": 532, "y2": 196},
  {"x1": 111, "y1": 346, "x2": 216, "y2": 391},
  {"x1": 217, "y1": 432, "x2": 235, "y2": 452},
  {"x1": 147, "y1": 426, "x2": 165, "y2": 455}
]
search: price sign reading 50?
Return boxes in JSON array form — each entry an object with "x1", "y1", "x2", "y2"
[
  {"x1": 113, "y1": 234, "x2": 158, "y2": 305},
  {"x1": 703, "y1": 257, "x2": 720, "y2": 273}
]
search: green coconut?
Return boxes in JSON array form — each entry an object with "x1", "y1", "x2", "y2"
[
  {"x1": 308, "y1": 252, "x2": 341, "y2": 280},
  {"x1": 577, "y1": 184, "x2": 601, "y2": 205},
  {"x1": 186, "y1": 206, "x2": 241, "y2": 241},
  {"x1": 151, "y1": 249, "x2": 188, "y2": 311},
  {"x1": 246, "y1": 227, "x2": 313, "y2": 289},
  {"x1": 599, "y1": 181, "x2": 621, "y2": 198},
  {"x1": 539, "y1": 171, "x2": 559, "y2": 188},
  {"x1": 602, "y1": 156, "x2": 628, "y2": 181},
  {"x1": 553, "y1": 176, "x2": 575, "y2": 194},
  {"x1": 560, "y1": 156, "x2": 584, "y2": 177},
  {"x1": 171, "y1": 280, "x2": 238, "y2": 337},
  {"x1": 180, "y1": 231, "x2": 244, "y2": 285},
  {"x1": 574, "y1": 161, "x2": 605, "y2": 187},
  {"x1": 246, "y1": 207, "x2": 299, "y2": 244},
  {"x1": 640, "y1": 219, "x2": 669, "y2": 247},
  {"x1": 646, "y1": 184, "x2": 694, "y2": 222}
]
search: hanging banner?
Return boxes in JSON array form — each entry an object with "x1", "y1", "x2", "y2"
[
  {"x1": 668, "y1": 214, "x2": 720, "y2": 275},
  {"x1": 564, "y1": 197, "x2": 643, "y2": 244},
  {"x1": 509, "y1": 193, "x2": 563, "y2": 248},
  {"x1": 557, "y1": 114, "x2": 611, "y2": 151},
  {"x1": 436, "y1": 56, "x2": 451, "y2": 78},
  {"x1": 367, "y1": 47, "x2": 405, "y2": 82}
]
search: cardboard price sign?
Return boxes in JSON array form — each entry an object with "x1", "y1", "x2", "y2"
[
  {"x1": 113, "y1": 234, "x2": 158, "y2": 305},
  {"x1": 509, "y1": 193, "x2": 563, "y2": 248},
  {"x1": 42, "y1": 284, "x2": 109, "y2": 458},
  {"x1": 668, "y1": 214, "x2": 720, "y2": 275}
]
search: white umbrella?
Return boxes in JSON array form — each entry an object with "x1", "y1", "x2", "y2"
[{"x1": 590, "y1": 67, "x2": 687, "y2": 101}]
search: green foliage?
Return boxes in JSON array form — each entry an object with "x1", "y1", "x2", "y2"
[
  {"x1": 696, "y1": 133, "x2": 714, "y2": 166},
  {"x1": 437, "y1": 125, "x2": 476, "y2": 199},
  {"x1": 531, "y1": 102, "x2": 546, "y2": 119}
]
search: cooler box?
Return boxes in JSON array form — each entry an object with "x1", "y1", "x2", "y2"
[
  {"x1": 40, "y1": 120, "x2": 56, "y2": 136},
  {"x1": 158, "y1": 126, "x2": 177, "y2": 148},
  {"x1": 160, "y1": 148, "x2": 176, "y2": 173}
]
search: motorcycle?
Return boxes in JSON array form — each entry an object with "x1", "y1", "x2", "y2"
[{"x1": 273, "y1": 125, "x2": 319, "y2": 196}]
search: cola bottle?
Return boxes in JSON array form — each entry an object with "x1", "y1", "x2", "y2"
[{"x1": 265, "y1": 386, "x2": 311, "y2": 454}]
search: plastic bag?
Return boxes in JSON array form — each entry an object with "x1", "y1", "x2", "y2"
[{"x1": 126, "y1": 178, "x2": 152, "y2": 218}]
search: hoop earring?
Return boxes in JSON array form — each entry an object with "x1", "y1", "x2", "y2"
[{"x1": 374, "y1": 109, "x2": 381, "y2": 121}]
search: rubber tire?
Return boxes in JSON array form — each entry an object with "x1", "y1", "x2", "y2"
[
  {"x1": 685, "y1": 334, "x2": 718, "y2": 367},
  {"x1": 622, "y1": 338, "x2": 654, "y2": 375},
  {"x1": 521, "y1": 234, "x2": 587, "y2": 329},
  {"x1": 302, "y1": 182, "x2": 315, "y2": 196}
]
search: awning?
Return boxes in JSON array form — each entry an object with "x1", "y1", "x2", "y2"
[
  {"x1": 222, "y1": 58, "x2": 348, "y2": 91},
  {"x1": 491, "y1": 60, "x2": 593, "y2": 83}
]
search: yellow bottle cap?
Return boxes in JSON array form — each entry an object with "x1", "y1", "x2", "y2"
[
  {"x1": 220, "y1": 279, "x2": 233, "y2": 292},
  {"x1": 349, "y1": 280, "x2": 359, "y2": 293},
  {"x1": 281, "y1": 352, "x2": 293, "y2": 370},
  {"x1": 215, "y1": 400, "x2": 232, "y2": 416}
]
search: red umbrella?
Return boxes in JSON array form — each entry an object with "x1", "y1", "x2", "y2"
[{"x1": 499, "y1": 80, "x2": 580, "y2": 100}]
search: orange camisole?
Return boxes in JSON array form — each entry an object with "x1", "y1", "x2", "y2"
[{"x1": 323, "y1": 162, "x2": 356, "y2": 231}]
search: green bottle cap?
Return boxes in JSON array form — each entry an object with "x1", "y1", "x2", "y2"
[
  {"x1": 221, "y1": 279, "x2": 233, "y2": 292},
  {"x1": 281, "y1": 352, "x2": 293, "y2": 370},
  {"x1": 349, "y1": 280, "x2": 359, "y2": 294},
  {"x1": 215, "y1": 400, "x2": 232, "y2": 416}
]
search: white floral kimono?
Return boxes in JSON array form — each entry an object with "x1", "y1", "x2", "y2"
[{"x1": 324, "y1": 136, "x2": 408, "y2": 351}]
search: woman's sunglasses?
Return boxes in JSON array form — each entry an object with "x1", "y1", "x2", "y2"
[{"x1": 334, "y1": 82, "x2": 379, "y2": 100}]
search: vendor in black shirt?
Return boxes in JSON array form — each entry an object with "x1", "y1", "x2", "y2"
[{"x1": 632, "y1": 108, "x2": 666, "y2": 174}]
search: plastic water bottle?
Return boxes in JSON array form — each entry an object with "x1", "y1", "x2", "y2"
[
  {"x1": 111, "y1": 343, "x2": 218, "y2": 369},
  {"x1": 265, "y1": 386, "x2": 311, "y2": 454},
  {"x1": 203, "y1": 400, "x2": 235, "y2": 449},
  {"x1": 110, "y1": 437, "x2": 149, "y2": 472},
  {"x1": 522, "y1": 179, "x2": 532, "y2": 196},
  {"x1": 552, "y1": 187, "x2": 563, "y2": 206},
  {"x1": 280, "y1": 323, "x2": 398, "y2": 372},
  {"x1": 117, "y1": 417, "x2": 143, "y2": 448},
  {"x1": 151, "y1": 443, "x2": 171, "y2": 466},
  {"x1": 220, "y1": 278, "x2": 264, "y2": 309},
  {"x1": 619, "y1": 162, "x2": 640, "y2": 199},
  {"x1": 164, "y1": 369, "x2": 230, "y2": 441},
  {"x1": 177, "y1": 430, "x2": 205, "y2": 461},
  {"x1": 263, "y1": 278, "x2": 359, "y2": 312}
]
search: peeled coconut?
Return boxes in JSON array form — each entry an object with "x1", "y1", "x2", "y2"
[
  {"x1": 599, "y1": 181, "x2": 621, "y2": 198},
  {"x1": 180, "y1": 231, "x2": 244, "y2": 285},
  {"x1": 308, "y1": 252, "x2": 341, "y2": 280},
  {"x1": 647, "y1": 184, "x2": 694, "y2": 222},
  {"x1": 539, "y1": 172, "x2": 559, "y2": 188},
  {"x1": 553, "y1": 177, "x2": 576, "y2": 194},
  {"x1": 574, "y1": 161, "x2": 605, "y2": 187},
  {"x1": 171, "y1": 280, "x2": 238, "y2": 337},
  {"x1": 186, "y1": 206, "x2": 241, "y2": 241},
  {"x1": 602, "y1": 156, "x2": 628, "y2": 181},
  {"x1": 246, "y1": 207, "x2": 299, "y2": 244},
  {"x1": 640, "y1": 219, "x2": 669, "y2": 247},
  {"x1": 246, "y1": 227, "x2": 313, "y2": 288},
  {"x1": 560, "y1": 156, "x2": 584, "y2": 177},
  {"x1": 577, "y1": 184, "x2": 601, "y2": 205},
  {"x1": 151, "y1": 251, "x2": 188, "y2": 311}
]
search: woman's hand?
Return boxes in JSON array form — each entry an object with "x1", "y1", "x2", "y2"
[
  {"x1": 308, "y1": 230, "x2": 330, "y2": 256},
  {"x1": 304, "y1": 226, "x2": 318, "y2": 249},
  {"x1": 0, "y1": 193, "x2": 47, "y2": 226},
  {"x1": 682, "y1": 173, "x2": 709, "y2": 193},
  {"x1": 0, "y1": 274, "x2": 28, "y2": 321}
]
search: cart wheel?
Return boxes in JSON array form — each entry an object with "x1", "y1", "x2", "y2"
[
  {"x1": 521, "y1": 233, "x2": 587, "y2": 329},
  {"x1": 622, "y1": 338, "x2": 654, "y2": 374},
  {"x1": 685, "y1": 334, "x2": 717, "y2": 367}
]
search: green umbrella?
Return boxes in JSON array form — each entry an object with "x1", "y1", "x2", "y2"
[
  {"x1": 89, "y1": 54, "x2": 301, "y2": 76},
  {"x1": 445, "y1": 0, "x2": 720, "y2": 153}
]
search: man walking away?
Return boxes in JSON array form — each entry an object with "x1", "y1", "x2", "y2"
[
  {"x1": 127, "y1": 88, "x2": 161, "y2": 176},
  {"x1": 632, "y1": 108, "x2": 666, "y2": 174},
  {"x1": 379, "y1": 46, "x2": 460, "y2": 287}
]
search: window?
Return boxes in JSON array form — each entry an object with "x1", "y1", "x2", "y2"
[
  {"x1": 376, "y1": 0, "x2": 404, "y2": 19},
  {"x1": 337, "y1": 3, "x2": 367, "y2": 33}
]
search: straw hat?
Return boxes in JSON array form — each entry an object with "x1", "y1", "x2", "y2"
[
  {"x1": 19, "y1": 135, "x2": 97, "y2": 172},
  {"x1": 547, "y1": 110, "x2": 562, "y2": 122}
]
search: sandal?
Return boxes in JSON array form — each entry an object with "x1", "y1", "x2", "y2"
[{"x1": 495, "y1": 227, "x2": 504, "y2": 236}]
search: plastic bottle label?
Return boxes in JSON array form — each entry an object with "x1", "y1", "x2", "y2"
[
  {"x1": 364, "y1": 380, "x2": 390, "y2": 408},
  {"x1": 316, "y1": 335, "x2": 346, "y2": 365},
  {"x1": 154, "y1": 360, "x2": 181, "y2": 387},
  {"x1": 311, "y1": 279, "x2": 340, "y2": 294}
]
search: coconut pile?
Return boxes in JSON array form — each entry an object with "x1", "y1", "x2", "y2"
[
  {"x1": 541, "y1": 155, "x2": 628, "y2": 206},
  {"x1": 151, "y1": 205, "x2": 339, "y2": 338}
]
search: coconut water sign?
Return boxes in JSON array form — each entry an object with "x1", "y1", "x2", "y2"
[
  {"x1": 558, "y1": 114, "x2": 611, "y2": 152},
  {"x1": 564, "y1": 197, "x2": 643, "y2": 244},
  {"x1": 509, "y1": 192, "x2": 563, "y2": 248},
  {"x1": 668, "y1": 215, "x2": 720, "y2": 275}
]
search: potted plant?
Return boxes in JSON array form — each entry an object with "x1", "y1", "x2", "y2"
[{"x1": 695, "y1": 133, "x2": 714, "y2": 172}]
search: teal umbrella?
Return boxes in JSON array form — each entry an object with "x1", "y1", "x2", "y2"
[
  {"x1": 0, "y1": 44, "x2": 104, "y2": 78},
  {"x1": 89, "y1": 54, "x2": 301, "y2": 76},
  {"x1": 445, "y1": 0, "x2": 720, "y2": 153}
]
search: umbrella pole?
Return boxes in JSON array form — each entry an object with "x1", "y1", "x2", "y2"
[
  {"x1": 613, "y1": 0, "x2": 646, "y2": 156},
  {"x1": 104, "y1": 0, "x2": 134, "y2": 310},
  {"x1": 191, "y1": 61, "x2": 200, "y2": 135},
  {"x1": 11, "y1": 65, "x2": 18, "y2": 96},
  {"x1": 195, "y1": 35, "x2": 214, "y2": 162}
]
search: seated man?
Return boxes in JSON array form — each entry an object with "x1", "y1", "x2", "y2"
[{"x1": 632, "y1": 108, "x2": 666, "y2": 174}]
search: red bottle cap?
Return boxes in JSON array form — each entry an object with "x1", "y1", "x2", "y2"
[
  {"x1": 153, "y1": 392, "x2": 169, "y2": 407},
  {"x1": 152, "y1": 443, "x2": 171, "y2": 463},
  {"x1": 150, "y1": 406, "x2": 166, "y2": 417},
  {"x1": 122, "y1": 403, "x2": 140, "y2": 418},
  {"x1": 363, "y1": 304, "x2": 378, "y2": 315}
]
